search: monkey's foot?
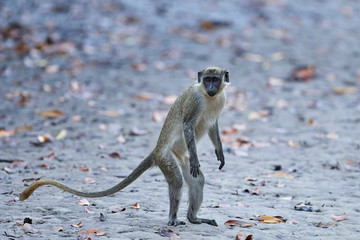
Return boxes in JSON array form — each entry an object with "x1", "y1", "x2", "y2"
[
  {"x1": 168, "y1": 219, "x2": 186, "y2": 226},
  {"x1": 187, "y1": 217, "x2": 218, "y2": 226}
]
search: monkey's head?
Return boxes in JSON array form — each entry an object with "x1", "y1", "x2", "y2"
[{"x1": 198, "y1": 67, "x2": 229, "y2": 97}]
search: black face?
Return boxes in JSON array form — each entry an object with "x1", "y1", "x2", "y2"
[{"x1": 203, "y1": 76, "x2": 221, "y2": 97}]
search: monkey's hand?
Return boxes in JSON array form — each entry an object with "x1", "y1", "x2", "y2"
[
  {"x1": 215, "y1": 149, "x2": 225, "y2": 170},
  {"x1": 190, "y1": 160, "x2": 200, "y2": 178}
]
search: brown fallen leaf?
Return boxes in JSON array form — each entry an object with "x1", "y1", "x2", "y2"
[
  {"x1": 84, "y1": 206, "x2": 92, "y2": 213},
  {"x1": 131, "y1": 202, "x2": 140, "y2": 209},
  {"x1": 71, "y1": 222, "x2": 83, "y2": 228},
  {"x1": 251, "y1": 188, "x2": 260, "y2": 195},
  {"x1": 236, "y1": 232, "x2": 253, "y2": 240},
  {"x1": 259, "y1": 216, "x2": 282, "y2": 224},
  {"x1": 331, "y1": 213, "x2": 347, "y2": 222},
  {"x1": 131, "y1": 62, "x2": 147, "y2": 71},
  {"x1": 79, "y1": 166, "x2": 90, "y2": 172},
  {"x1": 23, "y1": 223, "x2": 38, "y2": 234},
  {"x1": 22, "y1": 177, "x2": 41, "y2": 182},
  {"x1": 317, "y1": 222, "x2": 337, "y2": 228},
  {"x1": 224, "y1": 219, "x2": 255, "y2": 228},
  {"x1": 109, "y1": 152, "x2": 120, "y2": 158},
  {"x1": 104, "y1": 110, "x2": 120, "y2": 117},
  {"x1": 40, "y1": 109, "x2": 64, "y2": 118},
  {"x1": 157, "y1": 228, "x2": 181, "y2": 239},
  {"x1": 289, "y1": 65, "x2": 315, "y2": 82},
  {"x1": 84, "y1": 178, "x2": 95, "y2": 184},
  {"x1": 53, "y1": 226, "x2": 63, "y2": 232},
  {"x1": 77, "y1": 199, "x2": 89, "y2": 206},
  {"x1": 111, "y1": 207, "x2": 126, "y2": 213},
  {"x1": 78, "y1": 229, "x2": 106, "y2": 236},
  {"x1": 137, "y1": 92, "x2": 162, "y2": 101}
]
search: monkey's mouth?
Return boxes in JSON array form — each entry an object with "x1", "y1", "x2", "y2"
[{"x1": 207, "y1": 91, "x2": 216, "y2": 97}]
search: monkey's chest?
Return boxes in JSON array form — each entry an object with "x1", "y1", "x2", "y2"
[{"x1": 195, "y1": 103, "x2": 222, "y2": 139}]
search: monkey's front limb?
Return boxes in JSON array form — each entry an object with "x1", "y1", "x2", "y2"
[
  {"x1": 208, "y1": 120, "x2": 225, "y2": 170},
  {"x1": 183, "y1": 122, "x2": 200, "y2": 178}
]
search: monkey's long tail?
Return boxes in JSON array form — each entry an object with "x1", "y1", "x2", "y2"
[{"x1": 19, "y1": 153, "x2": 155, "y2": 201}]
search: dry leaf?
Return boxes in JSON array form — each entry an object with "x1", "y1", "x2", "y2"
[
  {"x1": 0, "y1": 129, "x2": 15, "y2": 138},
  {"x1": 109, "y1": 152, "x2": 120, "y2": 158},
  {"x1": 331, "y1": 213, "x2": 346, "y2": 222},
  {"x1": 317, "y1": 222, "x2": 336, "y2": 228},
  {"x1": 40, "y1": 109, "x2": 64, "y2": 118},
  {"x1": 112, "y1": 207, "x2": 126, "y2": 213},
  {"x1": 72, "y1": 115, "x2": 82, "y2": 122},
  {"x1": 259, "y1": 216, "x2": 282, "y2": 224},
  {"x1": 224, "y1": 219, "x2": 255, "y2": 228},
  {"x1": 129, "y1": 127, "x2": 149, "y2": 136},
  {"x1": 288, "y1": 140, "x2": 300, "y2": 148},
  {"x1": 23, "y1": 223, "x2": 38, "y2": 234},
  {"x1": 131, "y1": 202, "x2": 140, "y2": 209},
  {"x1": 137, "y1": 92, "x2": 162, "y2": 101},
  {"x1": 132, "y1": 62, "x2": 147, "y2": 71},
  {"x1": 289, "y1": 65, "x2": 315, "y2": 81},
  {"x1": 45, "y1": 65, "x2": 59, "y2": 74},
  {"x1": 272, "y1": 172, "x2": 294, "y2": 178},
  {"x1": 71, "y1": 222, "x2": 83, "y2": 228},
  {"x1": 84, "y1": 206, "x2": 92, "y2": 213},
  {"x1": 55, "y1": 129, "x2": 67, "y2": 140},
  {"x1": 333, "y1": 87, "x2": 357, "y2": 95},
  {"x1": 222, "y1": 127, "x2": 237, "y2": 135},
  {"x1": 251, "y1": 188, "x2": 259, "y2": 195},
  {"x1": 3, "y1": 167, "x2": 15, "y2": 173},
  {"x1": 84, "y1": 178, "x2": 96, "y2": 184},
  {"x1": 79, "y1": 166, "x2": 90, "y2": 172},
  {"x1": 158, "y1": 228, "x2": 180, "y2": 239},
  {"x1": 77, "y1": 199, "x2": 89, "y2": 206},
  {"x1": 131, "y1": 203, "x2": 140, "y2": 209},
  {"x1": 78, "y1": 229, "x2": 106, "y2": 236},
  {"x1": 236, "y1": 232, "x2": 253, "y2": 240},
  {"x1": 53, "y1": 226, "x2": 63, "y2": 232},
  {"x1": 244, "y1": 176, "x2": 257, "y2": 181},
  {"x1": 104, "y1": 110, "x2": 120, "y2": 117}
]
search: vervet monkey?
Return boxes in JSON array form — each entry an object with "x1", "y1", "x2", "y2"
[{"x1": 20, "y1": 67, "x2": 229, "y2": 226}]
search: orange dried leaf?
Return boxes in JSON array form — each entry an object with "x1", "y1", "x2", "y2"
[
  {"x1": 72, "y1": 115, "x2": 82, "y2": 122},
  {"x1": 71, "y1": 222, "x2": 83, "y2": 228},
  {"x1": 259, "y1": 216, "x2": 282, "y2": 224},
  {"x1": 77, "y1": 199, "x2": 89, "y2": 206},
  {"x1": 331, "y1": 213, "x2": 347, "y2": 222},
  {"x1": 131, "y1": 202, "x2": 140, "y2": 209},
  {"x1": 79, "y1": 166, "x2": 89, "y2": 172},
  {"x1": 40, "y1": 109, "x2": 64, "y2": 118},
  {"x1": 333, "y1": 87, "x2": 357, "y2": 95},
  {"x1": 0, "y1": 129, "x2": 15, "y2": 138},
  {"x1": 78, "y1": 229, "x2": 106, "y2": 236},
  {"x1": 224, "y1": 219, "x2": 255, "y2": 227},
  {"x1": 152, "y1": 111, "x2": 167, "y2": 122}
]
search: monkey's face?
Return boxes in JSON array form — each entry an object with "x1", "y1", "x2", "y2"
[{"x1": 203, "y1": 76, "x2": 222, "y2": 97}]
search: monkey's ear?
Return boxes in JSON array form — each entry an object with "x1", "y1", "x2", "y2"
[
  {"x1": 224, "y1": 69, "x2": 229, "y2": 83},
  {"x1": 198, "y1": 71, "x2": 203, "y2": 83}
]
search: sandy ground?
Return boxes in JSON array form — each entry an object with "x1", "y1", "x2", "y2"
[{"x1": 1, "y1": 0, "x2": 360, "y2": 239}]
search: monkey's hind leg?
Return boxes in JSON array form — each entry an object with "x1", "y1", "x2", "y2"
[
  {"x1": 158, "y1": 153, "x2": 186, "y2": 226},
  {"x1": 183, "y1": 166, "x2": 218, "y2": 226}
]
